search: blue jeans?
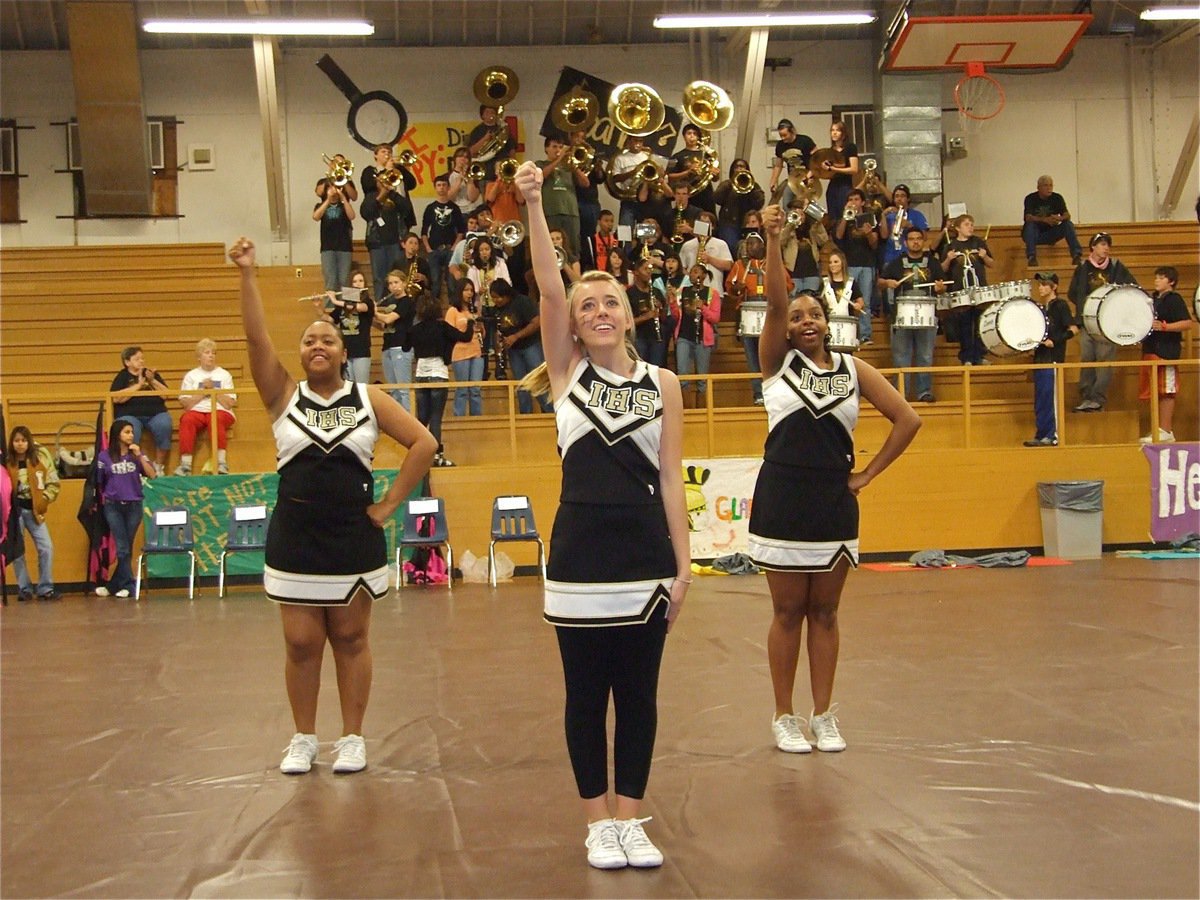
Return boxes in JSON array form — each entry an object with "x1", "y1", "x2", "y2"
[
  {"x1": 347, "y1": 357, "x2": 371, "y2": 385},
  {"x1": 452, "y1": 357, "x2": 485, "y2": 416},
  {"x1": 890, "y1": 326, "x2": 936, "y2": 399},
  {"x1": 382, "y1": 346, "x2": 413, "y2": 411},
  {"x1": 427, "y1": 247, "x2": 453, "y2": 300},
  {"x1": 102, "y1": 500, "x2": 142, "y2": 593},
  {"x1": 320, "y1": 250, "x2": 353, "y2": 292},
  {"x1": 1033, "y1": 366, "x2": 1057, "y2": 439},
  {"x1": 957, "y1": 307, "x2": 985, "y2": 365},
  {"x1": 369, "y1": 244, "x2": 402, "y2": 300},
  {"x1": 507, "y1": 342, "x2": 551, "y2": 413},
  {"x1": 792, "y1": 276, "x2": 822, "y2": 296},
  {"x1": 117, "y1": 412, "x2": 173, "y2": 453},
  {"x1": 12, "y1": 508, "x2": 55, "y2": 595},
  {"x1": 742, "y1": 336, "x2": 762, "y2": 401},
  {"x1": 675, "y1": 339, "x2": 713, "y2": 395},
  {"x1": 619, "y1": 203, "x2": 640, "y2": 229},
  {"x1": 415, "y1": 377, "x2": 449, "y2": 451},
  {"x1": 1022, "y1": 221, "x2": 1082, "y2": 259},
  {"x1": 847, "y1": 266, "x2": 876, "y2": 341}
]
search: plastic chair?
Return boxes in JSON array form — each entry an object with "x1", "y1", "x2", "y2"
[
  {"x1": 488, "y1": 495, "x2": 546, "y2": 588},
  {"x1": 395, "y1": 497, "x2": 454, "y2": 590},
  {"x1": 135, "y1": 507, "x2": 196, "y2": 599},
  {"x1": 218, "y1": 504, "x2": 271, "y2": 597}
]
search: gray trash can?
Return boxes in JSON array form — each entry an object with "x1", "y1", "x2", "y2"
[{"x1": 1037, "y1": 481, "x2": 1104, "y2": 559}]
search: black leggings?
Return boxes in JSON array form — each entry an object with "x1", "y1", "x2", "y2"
[{"x1": 554, "y1": 605, "x2": 668, "y2": 800}]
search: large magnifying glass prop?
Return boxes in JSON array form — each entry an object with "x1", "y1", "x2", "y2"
[{"x1": 317, "y1": 54, "x2": 408, "y2": 153}]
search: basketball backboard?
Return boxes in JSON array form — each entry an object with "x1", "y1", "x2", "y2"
[{"x1": 882, "y1": 14, "x2": 1094, "y2": 72}]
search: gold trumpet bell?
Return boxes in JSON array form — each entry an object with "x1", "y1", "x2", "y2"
[
  {"x1": 608, "y1": 82, "x2": 666, "y2": 137},
  {"x1": 394, "y1": 149, "x2": 418, "y2": 169},
  {"x1": 682, "y1": 81, "x2": 734, "y2": 132},
  {"x1": 551, "y1": 86, "x2": 599, "y2": 134},
  {"x1": 474, "y1": 66, "x2": 520, "y2": 110}
]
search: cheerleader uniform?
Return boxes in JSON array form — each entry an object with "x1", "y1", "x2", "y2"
[
  {"x1": 546, "y1": 357, "x2": 674, "y2": 800},
  {"x1": 264, "y1": 380, "x2": 389, "y2": 605},
  {"x1": 748, "y1": 349, "x2": 860, "y2": 572}
]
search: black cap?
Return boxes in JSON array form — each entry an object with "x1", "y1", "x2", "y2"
[
  {"x1": 1090, "y1": 232, "x2": 1112, "y2": 248},
  {"x1": 1034, "y1": 271, "x2": 1059, "y2": 285},
  {"x1": 893, "y1": 183, "x2": 911, "y2": 195},
  {"x1": 777, "y1": 118, "x2": 794, "y2": 130}
]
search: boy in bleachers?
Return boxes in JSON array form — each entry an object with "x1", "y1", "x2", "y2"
[
  {"x1": 1023, "y1": 272, "x2": 1077, "y2": 447},
  {"x1": 1138, "y1": 266, "x2": 1192, "y2": 444}
]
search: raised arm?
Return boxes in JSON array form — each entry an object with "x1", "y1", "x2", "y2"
[
  {"x1": 513, "y1": 161, "x2": 578, "y2": 390},
  {"x1": 758, "y1": 205, "x2": 792, "y2": 379},
  {"x1": 229, "y1": 237, "x2": 294, "y2": 419}
]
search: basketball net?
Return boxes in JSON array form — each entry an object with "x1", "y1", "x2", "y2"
[{"x1": 955, "y1": 61, "x2": 1005, "y2": 134}]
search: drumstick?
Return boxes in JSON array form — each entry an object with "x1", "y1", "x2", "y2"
[
  {"x1": 893, "y1": 271, "x2": 917, "y2": 286},
  {"x1": 983, "y1": 224, "x2": 991, "y2": 240}
]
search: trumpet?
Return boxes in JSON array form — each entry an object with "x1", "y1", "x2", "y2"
[
  {"x1": 376, "y1": 168, "x2": 403, "y2": 191},
  {"x1": 608, "y1": 82, "x2": 665, "y2": 137},
  {"x1": 467, "y1": 162, "x2": 487, "y2": 181},
  {"x1": 395, "y1": 149, "x2": 418, "y2": 169},
  {"x1": 497, "y1": 157, "x2": 519, "y2": 182},
  {"x1": 494, "y1": 220, "x2": 526, "y2": 249},
  {"x1": 731, "y1": 170, "x2": 755, "y2": 194},
  {"x1": 787, "y1": 208, "x2": 806, "y2": 227},
  {"x1": 554, "y1": 246, "x2": 567, "y2": 270},
  {"x1": 863, "y1": 157, "x2": 878, "y2": 174},
  {"x1": 567, "y1": 143, "x2": 596, "y2": 171},
  {"x1": 322, "y1": 153, "x2": 354, "y2": 187}
]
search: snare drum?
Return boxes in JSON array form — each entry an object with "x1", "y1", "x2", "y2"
[
  {"x1": 1082, "y1": 284, "x2": 1154, "y2": 346},
  {"x1": 893, "y1": 294, "x2": 938, "y2": 329},
  {"x1": 974, "y1": 284, "x2": 1005, "y2": 306},
  {"x1": 978, "y1": 298, "x2": 1047, "y2": 357},
  {"x1": 827, "y1": 315, "x2": 860, "y2": 353},
  {"x1": 739, "y1": 301, "x2": 768, "y2": 338},
  {"x1": 938, "y1": 288, "x2": 976, "y2": 311},
  {"x1": 994, "y1": 280, "x2": 1029, "y2": 303}
]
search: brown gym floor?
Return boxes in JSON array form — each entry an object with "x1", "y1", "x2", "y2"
[{"x1": 2, "y1": 557, "x2": 1197, "y2": 899}]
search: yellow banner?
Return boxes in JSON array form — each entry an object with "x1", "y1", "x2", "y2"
[{"x1": 394, "y1": 118, "x2": 527, "y2": 199}]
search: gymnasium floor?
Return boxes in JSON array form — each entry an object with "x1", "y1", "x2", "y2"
[{"x1": 2, "y1": 557, "x2": 1197, "y2": 899}]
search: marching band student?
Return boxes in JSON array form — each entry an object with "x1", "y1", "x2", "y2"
[
  {"x1": 834, "y1": 189, "x2": 879, "y2": 345},
  {"x1": 666, "y1": 123, "x2": 717, "y2": 214},
  {"x1": 784, "y1": 210, "x2": 827, "y2": 297},
  {"x1": 467, "y1": 104, "x2": 515, "y2": 182},
  {"x1": 1138, "y1": 265, "x2": 1191, "y2": 443},
  {"x1": 447, "y1": 211, "x2": 482, "y2": 299},
  {"x1": 607, "y1": 246, "x2": 631, "y2": 286},
  {"x1": 769, "y1": 118, "x2": 817, "y2": 208},
  {"x1": 878, "y1": 183, "x2": 929, "y2": 275},
  {"x1": 313, "y1": 177, "x2": 356, "y2": 294},
  {"x1": 230, "y1": 235, "x2": 435, "y2": 777},
  {"x1": 628, "y1": 255, "x2": 669, "y2": 366},
  {"x1": 674, "y1": 263, "x2": 722, "y2": 409},
  {"x1": 593, "y1": 209, "x2": 618, "y2": 274},
  {"x1": 404, "y1": 289, "x2": 476, "y2": 467},
  {"x1": 714, "y1": 157, "x2": 765, "y2": 253},
  {"x1": 877, "y1": 228, "x2": 945, "y2": 404},
  {"x1": 447, "y1": 147, "x2": 484, "y2": 220},
  {"x1": 324, "y1": 270, "x2": 375, "y2": 384},
  {"x1": 1068, "y1": 232, "x2": 1136, "y2": 412},
  {"x1": 941, "y1": 213, "x2": 994, "y2": 367},
  {"x1": 749, "y1": 204, "x2": 920, "y2": 756},
  {"x1": 421, "y1": 175, "x2": 466, "y2": 301},
  {"x1": 821, "y1": 249, "x2": 865, "y2": 346},
  {"x1": 569, "y1": 129, "x2": 604, "y2": 270},
  {"x1": 373, "y1": 269, "x2": 416, "y2": 411},
  {"x1": 728, "y1": 228, "x2": 791, "y2": 406},
  {"x1": 608, "y1": 134, "x2": 657, "y2": 229},
  {"x1": 537, "y1": 134, "x2": 585, "y2": 258},
  {"x1": 1023, "y1": 272, "x2": 1077, "y2": 447},
  {"x1": 447, "y1": 280, "x2": 485, "y2": 417},
  {"x1": 514, "y1": 159, "x2": 690, "y2": 871},
  {"x1": 819, "y1": 119, "x2": 860, "y2": 223},
  {"x1": 679, "y1": 210, "x2": 734, "y2": 295}
]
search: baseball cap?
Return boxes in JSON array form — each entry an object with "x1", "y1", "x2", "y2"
[
  {"x1": 893, "y1": 183, "x2": 911, "y2": 195},
  {"x1": 1034, "y1": 271, "x2": 1059, "y2": 284},
  {"x1": 777, "y1": 118, "x2": 795, "y2": 130},
  {"x1": 1090, "y1": 232, "x2": 1112, "y2": 247}
]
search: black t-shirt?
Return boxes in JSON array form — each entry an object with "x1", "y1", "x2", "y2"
[
  {"x1": 1144, "y1": 290, "x2": 1189, "y2": 359},
  {"x1": 881, "y1": 253, "x2": 944, "y2": 293},
  {"x1": 360, "y1": 164, "x2": 416, "y2": 200},
  {"x1": 775, "y1": 133, "x2": 817, "y2": 169},
  {"x1": 1034, "y1": 296, "x2": 1077, "y2": 364},
  {"x1": 837, "y1": 226, "x2": 876, "y2": 269},
  {"x1": 376, "y1": 293, "x2": 415, "y2": 351},
  {"x1": 1023, "y1": 191, "x2": 1069, "y2": 221},
  {"x1": 942, "y1": 236, "x2": 991, "y2": 290},
  {"x1": 824, "y1": 278, "x2": 862, "y2": 308},
  {"x1": 495, "y1": 293, "x2": 540, "y2": 351},
  {"x1": 790, "y1": 238, "x2": 820, "y2": 280},
  {"x1": 316, "y1": 201, "x2": 353, "y2": 252},
  {"x1": 628, "y1": 283, "x2": 666, "y2": 344},
  {"x1": 360, "y1": 195, "x2": 400, "y2": 249},
  {"x1": 111, "y1": 368, "x2": 169, "y2": 418},
  {"x1": 403, "y1": 317, "x2": 474, "y2": 365},
  {"x1": 828, "y1": 140, "x2": 859, "y2": 194},
  {"x1": 669, "y1": 149, "x2": 716, "y2": 212},
  {"x1": 332, "y1": 295, "x2": 375, "y2": 360},
  {"x1": 467, "y1": 122, "x2": 515, "y2": 180},
  {"x1": 677, "y1": 286, "x2": 713, "y2": 343},
  {"x1": 422, "y1": 201, "x2": 465, "y2": 250}
]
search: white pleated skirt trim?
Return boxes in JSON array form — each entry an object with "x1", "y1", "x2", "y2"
[
  {"x1": 748, "y1": 535, "x2": 859, "y2": 573},
  {"x1": 264, "y1": 564, "x2": 390, "y2": 606}
]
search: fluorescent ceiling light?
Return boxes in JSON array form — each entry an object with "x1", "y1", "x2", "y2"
[
  {"x1": 654, "y1": 12, "x2": 876, "y2": 29},
  {"x1": 143, "y1": 19, "x2": 375, "y2": 36},
  {"x1": 1139, "y1": 6, "x2": 1200, "y2": 19}
]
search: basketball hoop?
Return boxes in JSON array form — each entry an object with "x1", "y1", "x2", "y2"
[{"x1": 955, "y1": 61, "x2": 1005, "y2": 133}]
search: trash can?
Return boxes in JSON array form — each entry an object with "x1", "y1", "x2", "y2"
[{"x1": 1037, "y1": 481, "x2": 1104, "y2": 559}]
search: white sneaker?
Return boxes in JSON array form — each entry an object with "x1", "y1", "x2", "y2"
[
  {"x1": 772, "y1": 714, "x2": 812, "y2": 753},
  {"x1": 1139, "y1": 429, "x2": 1175, "y2": 444},
  {"x1": 332, "y1": 734, "x2": 367, "y2": 773},
  {"x1": 615, "y1": 817, "x2": 664, "y2": 868},
  {"x1": 114, "y1": 589, "x2": 131, "y2": 599},
  {"x1": 172, "y1": 465, "x2": 191, "y2": 476},
  {"x1": 94, "y1": 586, "x2": 110, "y2": 597},
  {"x1": 217, "y1": 462, "x2": 230, "y2": 475},
  {"x1": 809, "y1": 707, "x2": 847, "y2": 752},
  {"x1": 584, "y1": 818, "x2": 627, "y2": 869},
  {"x1": 280, "y1": 732, "x2": 319, "y2": 774}
]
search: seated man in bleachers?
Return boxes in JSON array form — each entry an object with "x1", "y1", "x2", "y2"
[
  {"x1": 174, "y1": 338, "x2": 237, "y2": 476},
  {"x1": 110, "y1": 346, "x2": 172, "y2": 477},
  {"x1": 1022, "y1": 175, "x2": 1083, "y2": 267}
]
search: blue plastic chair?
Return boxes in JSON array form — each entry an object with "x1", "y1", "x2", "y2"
[
  {"x1": 218, "y1": 505, "x2": 271, "y2": 597},
  {"x1": 395, "y1": 497, "x2": 454, "y2": 590},
  {"x1": 135, "y1": 507, "x2": 197, "y2": 599},
  {"x1": 488, "y1": 495, "x2": 545, "y2": 588}
]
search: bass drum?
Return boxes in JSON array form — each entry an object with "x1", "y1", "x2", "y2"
[
  {"x1": 827, "y1": 315, "x2": 860, "y2": 353},
  {"x1": 978, "y1": 298, "x2": 1047, "y2": 357},
  {"x1": 1082, "y1": 284, "x2": 1153, "y2": 346}
]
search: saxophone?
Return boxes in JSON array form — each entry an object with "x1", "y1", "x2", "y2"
[
  {"x1": 405, "y1": 257, "x2": 421, "y2": 297},
  {"x1": 479, "y1": 265, "x2": 493, "y2": 356},
  {"x1": 670, "y1": 205, "x2": 685, "y2": 246},
  {"x1": 495, "y1": 309, "x2": 511, "y2": 380}
]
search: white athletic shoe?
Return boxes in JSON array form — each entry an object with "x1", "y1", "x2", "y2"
[
  {"x1": 280, "y1": 733, "x2": 319, "y2": 774},
  {"x1": 332, "y1": 734, "x2": 367, "y2": 773},
  {"x1": 94, "y1": 586, "x2": 110, "y2": 597},
  {"x1": 584, "y1": 818, "x2": 627, "y2": 869},
  {"x1": 809, "y1": 706, "x2": 847, "y2": 752},
  {"x1": 615, "y1": 817, "x2": 664, "y2": 868},
  {"x1": 772, "y1": 714, "x2": 813, "y2": 753}
]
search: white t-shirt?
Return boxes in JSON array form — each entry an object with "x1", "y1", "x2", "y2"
[
  {"x1": 679, "y1": 236, "x2": 733, "y2": 293},
  {"x1": 180, "y1": 365, "x2": 237, "y2": 418}
]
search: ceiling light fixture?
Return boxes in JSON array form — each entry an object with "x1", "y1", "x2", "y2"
[
  {"x1": 653, "y1": 12, "x2": 876, "y2": 29},
  {"x1": 143, "y1": 19, "x2": 375, "y2": 36},
  {"x1": 1139, "y1": 7, "x2": 1200, "y2": 19}
]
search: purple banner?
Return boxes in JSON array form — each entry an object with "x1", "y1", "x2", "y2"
[{"x1": 1142, "y1": 442, "x2": 1200, "y2": 542}]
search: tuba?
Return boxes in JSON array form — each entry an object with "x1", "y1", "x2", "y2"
[
  {"x1": 472, "y1": 66, "x2": 519, "y2": 162},
  {"x1": 608, "y1": 83, "x2": 666, "y2": 137},
  {"x1": 681, "y1": 81, "x2": 734, "y2": 194},
  {"x1": 551, "y1": 85, "x2": 599, "y2": 134},
  {"x1": 323, "y1": 154, "x2": 354, "y2": 187}
]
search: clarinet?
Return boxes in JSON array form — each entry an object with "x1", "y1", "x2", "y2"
[{"x1": 652, "y1": 291, "x2": 663, "y2": 343}]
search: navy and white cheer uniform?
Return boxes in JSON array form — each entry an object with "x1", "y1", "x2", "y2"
[
  {"x1": 544, "y1": 358, "x2": 674, "y2": 626},
  {"x1": 264, "y1": 380, "x2": 388, "y2": 605},
  {"x1": 748, "y1": 349, "x2": 860, "y2": 571}
]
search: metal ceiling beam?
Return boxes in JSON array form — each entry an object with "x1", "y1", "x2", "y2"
[
  {"x1": 252, "y1": 34, "x2": 288, "y2": 240},
  {"x1": 732, "y1": 27, "x2": 769, "y2": 163}
]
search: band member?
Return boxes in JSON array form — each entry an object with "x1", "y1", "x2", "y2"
[
  {"x1": 467, "y1": 104, "x2": 515, "y2": 181},
  {"x1": 878, "y1": 183, "x2": 928, "y2": 275},
  {"x1": 447, "y1": 147, "x2": 484, "y2": 219},
  {"x1": 679, "y1": 210, "x2": 733, "y2": 295},
  {"x1": 666, "y1": 123, "x2": 717, "y2": 214},
  {"x1": 607, "y1": 135, "x2": 661, "y2": 229},
  {"x1": 664, "y1": 183, "x2": 703, "y2": 247},
  {"x1": 1138, "y1": 265, "x2": 1191, "y2": 443},
  {"x1": 675, "y1": 264, "x2": 722, "y2": 408},
  {"x1": 728, "y1": 227, "x2": 791, "y2": 405},
  {"x1": 421, "y1": 175, "x2": 466, "y2": 301},
  {"x1": 1068, "y1": 232, "x2": 1137, "y2": 412},
  {"x1": 360, "y1": 175, "x2": 403, "y2": 299},
  {"x1": 834, "y1": 189, "x2": 879, "y2": 345},
  {"x1": 784, "y1": 208, "x2": 828, "y2": 297},
  {"x1": 374, "y1": 269, "x2": 416, "y2": 411},
  {"x1": 569, "y1": 129, "x2": 604, "y2": 270},
  {"x1": 360, "y1": 143, "x2": 415, "y2": 201},
  {"x1": 593, "y1": 209, "x2": 618, "y2": 274},
  {"x1": 538, "y1": 134, "x2": 586, "y2": 258},
  {"x1": 714, "y1": 157, "x2": 765, "y2": 252},
  {"x1": 313, "y1": 177, "x2": 356, "y2": 294},
  {"x1": 820, "y1": 120, "x2": 860, "y2": 223},
  {"x1": 941, "y1": 214, "x2": 994, "y2": 367},
  {"x1": 628, "y1": 255, "x2": 669, "y2": 366},
  {"x1": 770, "y1": 118, "x2": 817, "y2": 209},
  {"x1": 878, "y1": 227, "x2": 945, "y2": 403},
  {"x1": 1024, "y1": 272, "x2": 1077, "y2": 447},
  {"x1": 749, "y1": 204, "x2": 920, "y2": 756}
]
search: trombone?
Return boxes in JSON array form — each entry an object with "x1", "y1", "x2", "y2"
[
  {"x1": 496, "y1": 157, "x2": 519, "y2": 182},
  {"x1": 322, "y1": 153, "x2": 354, "y2": 187}
]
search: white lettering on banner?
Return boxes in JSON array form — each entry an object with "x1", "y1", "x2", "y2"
[{"x1": 1157, "y1": 447, "x2": 1200, "y2": 518}]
